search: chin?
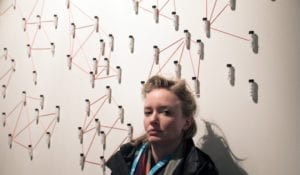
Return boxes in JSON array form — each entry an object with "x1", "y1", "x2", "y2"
[{"x1": 147, "y1": 136, "x2": 162, "y2": 144}]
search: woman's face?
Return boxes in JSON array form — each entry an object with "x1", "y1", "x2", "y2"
[{"x1": 143, "y1": 88, "x2": 190, "y2": 145}]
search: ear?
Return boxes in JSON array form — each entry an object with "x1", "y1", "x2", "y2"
[{"x1": 183, "y1": 117, "x2": 192, "y2": 130}]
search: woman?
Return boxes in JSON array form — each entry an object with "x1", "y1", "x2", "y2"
[{"x1": 107, "y1": 75, "x2": 218, "y2": 175}]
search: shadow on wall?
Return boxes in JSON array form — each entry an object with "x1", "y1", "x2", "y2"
[{"x1": 197, "y1": 120, "x2": 248, "y2": 175}]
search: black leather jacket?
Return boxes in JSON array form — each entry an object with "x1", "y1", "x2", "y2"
[{"x1": 106, "y1": 139, "x2": 218, "y2": 175}]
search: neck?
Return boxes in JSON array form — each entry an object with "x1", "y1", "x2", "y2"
[{"x1": 150, "y1": 139, "x2": 182, "y2": 163}]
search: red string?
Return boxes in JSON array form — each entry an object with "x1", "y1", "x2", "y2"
[
  {"x1": 111, "y1": 96, "x2": 119, "y2": 106},
  {"x1": 106, "y1": 117, "x2": 120, "y2": 136},
  {"x1": 25, "y1": 105, "x2": 33, "y2": 146},
  {"x1": 91, "y1": 95, "x2": 107, "y2": 106},
  {"x1": 211, "y1": 4, "x2": 229, "y2": 25},
  {"x1": 72, "y1": 61, "x2": 90, "y2": 74},
  {"x1": 0, "y1": 4, "x2": 13, "y2": 16},
  {"x1": 85, "y1": 160, "x2": 101, "y2": 166},
  {"x1": 160, "y1": 0, "x2": 171, "y2": 12},
  {"x1": 27, "y1": 0, "x2": 39, "y2": 21},
  {"x1": 148, "y1": 56, "x2": 155, "y2": 78},
  {"x1": 76, "y1": 24, "x2": 94, "y2": 30},
  {"x1": 12, "y1": 104, "x2": 24, "y2": 137},
  {"x1": 95, "y1": 74, "x2": 117, "y2": 80},
  {"x1": 160, "y1": 37, "x2": 184, "y2": 53},
  {"x1": 71, "y1": 28, "x2": 95, "y2": 58},
  {"x1": 158, "y1": 41, "x2": 184, "y2": 74},
  {"x1": 84, "y1": 97, "x2": 108, "y2": 131},
  {"x1": 113, "y1": 136, "x2": 128, "y2": 155},
  {"x1": 33, "y1": 116, "x2": 56, "y2": 150},
  {"x1": 31, "y1": 28, "x2": 39, "y2": 46},
  {"x1": 0, "y1": 68, "x2": 11, "y2": 80},
  {"x1": 85, "y1": 130, "x2": 97, "y2": 157},
  {"x1": 206, "y1": 0, "x2": 208, "y2": 18},
  {"x1": 211, "y1": 27, "x2": 250, "y2": 41},
  {"x1": 178, "y1": 41, "x2": 185, "y2": 63},
  {"x1": 6, "y1": 101, "x2": 22, "y2": 119},
  {"x1": 14, "y1": 117, "x2": 35, "y2": 138},
  {"x1": 209, "y1": 0, "x2": 218, "y2": 21},
  {"x1": 71, "y1": 2, "x2": 93, "y2": 21},
  {"x1": 13, "y1": 139, "x2": 29, "y2": 150},
  {"x1": 188, "y1": 49, "x2": 196, "y2": 77}
]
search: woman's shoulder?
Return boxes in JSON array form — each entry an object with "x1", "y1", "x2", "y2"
[{"x1": 183, "y1": 139, "x2": 218, "y2": 174}]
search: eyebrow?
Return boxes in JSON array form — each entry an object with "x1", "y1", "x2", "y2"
[{"x1": 144, "y1": 105, "x2": 173, "y2": 110}]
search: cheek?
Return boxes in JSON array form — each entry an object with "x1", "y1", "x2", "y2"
[
  {"x1": 164, "y1": 118, "x2": 186, "y2": 132},
  {"x1": 143, "y1": 117, "x2": 148, "y2": 130}
]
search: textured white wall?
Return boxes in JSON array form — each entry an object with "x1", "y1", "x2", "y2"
[{"x1": 0, "y1": 0, "x2": 299, "y2": 175}]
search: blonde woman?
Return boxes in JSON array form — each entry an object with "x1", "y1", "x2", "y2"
[{"x1": 107, "y1": 75, "x2": 218, "y2": 175}]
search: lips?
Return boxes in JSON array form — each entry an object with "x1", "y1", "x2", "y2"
[{"x1": 147, "y1": 129, "x2": 161, "y2": 135}]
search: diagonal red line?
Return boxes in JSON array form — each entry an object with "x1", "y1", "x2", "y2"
[
  {"x1": 113, "y1": 136, "x2": 128, "y2": 155},
  {"x1": 178, "y1": 41, "x2": 185, "y2": 63},
  {"x1": 106, "y1": 117, "x2": 120, "y2": 136},
  {"x1": 85, "y1": 130, "x2": 97, "y2": 157},
  {"x1": 72, "y1": 61, "x2": 90, "y2": 74},
  {"x1": 33, "y1": 116, "x2": 56, "y2": 150},
  {"x1": 188, "y1": 49, "x2": 196, "y2": 77},
  {"x1": 0, "y1": 68, "x2": 12, "y2": 80},
  {"x1": 71, "y1": 28, "x2": 95, "y2": 58},
  {"x1": 42, "y1": 27, "x2": 51, "y2": 43},
  {"x1": 84, "y1": 97, "x2": 108, "y2": 131},
  {"x1": 91, "y1": 95, "x2": 107, "y2": 106},
  {"x1": 27, "y1": 0, "x2": 39, "y2": 21},
  {"x1": 12, "y1": 104, "x2": 24, "y2": 137},
  {"x1": 206, "y1": 0, "x2": 208, "y2": 18},
  {"x1": 211, "y1": 4, "x2": 228, "y2": 25},
  {"x1": 173, "y1": 0, "x2": 176, "y2": 12},
  {"x1": 111, "y1": 96, "x2": 119, "y2": 106},
  {"x1": 40, "y1": 0, "x2": 45, "y2": 17},
  {"x1": 14, "y1": 117, "x2": 35, "y2": 138},
  {"x1": 160, "y1": 37, "x2": 184, "y2": 53},
  {"x1": 25, "y1": 105, "x2": 33, "y2": 146},
  {"x1": 160, "y1": 0, "x2": 171, "y2": 12},
  {"x1": 6, "y1": 101, "x2": 22, "y2": 119},
  {"x1": 31, "y1": 28, "x2": 39, "y2": 46},
  {"x1": 0, "y1": 4, "x2": 13, "y2": 16},
  {"x1": 158, "y1": 41, "x2": 184, "y2": 74},
  {"x1": 211, "y1": 27, "x2": 250, "y2": 41},
  {"x1": 148, "y1": 56, "x2": 156, "y2": 78},
  {"x1": 13, "y1": 139, "x2": 29, "y2": 150},
  {"x1": 209, "y1": 0, "x2": 218, "y2": 21},
  {"x1": 70, "y1": 2, "x2": 93, "y2": 21}
]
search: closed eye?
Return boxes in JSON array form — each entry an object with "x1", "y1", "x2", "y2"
[
  {"x1": 144, "y1": 109, "x2": 152, "y2": 116},
  {"x1": 161, "y1": 108, "x2": 171, "y2": 116}
]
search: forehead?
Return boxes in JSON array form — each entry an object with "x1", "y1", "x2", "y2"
[{"x1": 144, "y1": 88, "x2": 181, "y2": 106}]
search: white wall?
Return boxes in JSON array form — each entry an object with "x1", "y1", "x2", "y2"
[{"x1": 0, "y1": 0, "x2": 299, "y2": 174}]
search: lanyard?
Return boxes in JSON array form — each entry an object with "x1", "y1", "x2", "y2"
[{"x1": 130, "y1": 143, "x2": 172, "y2": 175}]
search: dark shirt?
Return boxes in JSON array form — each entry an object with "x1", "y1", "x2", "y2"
[{"x1": 106, "y1": 139, "x2": 218, "y2": 175}]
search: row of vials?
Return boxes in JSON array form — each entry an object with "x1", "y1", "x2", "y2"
[
  {"x1": 78, "y1": 123, "x2": 133, "y2": 172},
  {"x1": 21, "y1": 14, "x2": 58, "y2": 32},
  {"x1": 130, "y1": 0, "x2": 236, "y2": 30},
  {"x1": 66, "y1": 55, "x2": 122, "y2": 87},
  {"x1": 80, "y1": 154, "x2": 106, "y2": 173},
  {"x1": 26, "y1": 42, "x2": 55, "y2": 58},
  {"x1": 6, "y1": 131, "x2": 52, "y2": 160},
  {"x1": 77, "y1": 122, "x2": 133, "y2": 148}
]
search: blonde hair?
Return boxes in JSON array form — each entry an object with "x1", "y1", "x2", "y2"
[{"x1": 132, "y1": 75, "x2": 197, "y2": 145}]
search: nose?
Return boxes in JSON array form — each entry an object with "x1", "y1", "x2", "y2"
[{"x1": 149, "y1": 111, "x2": 159, "y2": 124}]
